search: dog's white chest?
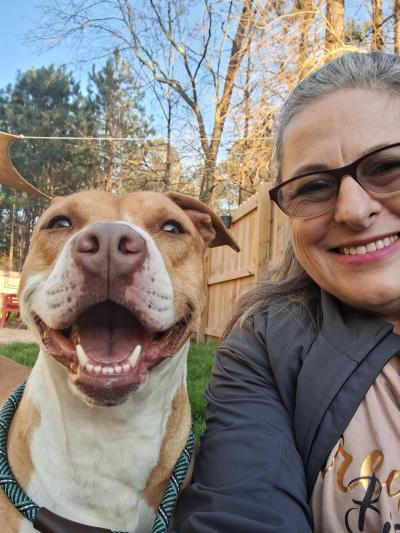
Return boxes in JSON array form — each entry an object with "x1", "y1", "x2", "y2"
[{"x1": 22, "y1": 343, "x2": 189, "y2": 532}]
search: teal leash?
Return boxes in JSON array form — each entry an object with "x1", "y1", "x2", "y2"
[
  {"x1": 0, "y1": 381, "x2": 38, "y2": 521},
  {"x1": 0, "y1": 381, "x2": 194, "y2": 533}
]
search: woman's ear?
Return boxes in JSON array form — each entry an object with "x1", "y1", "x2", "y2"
[{"x1": 166, "y1": 192, "x2": 240, "y2": 252}]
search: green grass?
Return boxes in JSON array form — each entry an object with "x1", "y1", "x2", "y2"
[
  {"x1": 0, "y1": 342, "x2": 39, "y2": 367},
  {"x1": 187, "y1": 341, "x2": 215, "y2": 437},
  {"x1": 0, "y1": 340, "x2": 215, "y2": 438}
]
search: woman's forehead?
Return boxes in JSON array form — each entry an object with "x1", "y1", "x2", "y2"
[{"x1": 280, "y1": 88, "x2": 400, "y2": 179}]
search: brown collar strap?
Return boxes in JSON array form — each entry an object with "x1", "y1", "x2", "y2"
[{"x1": 33, "y1": 507, "x2": 113, "y2": 533}]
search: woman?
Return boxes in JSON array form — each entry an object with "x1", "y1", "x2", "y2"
[{"x1": 175, "y1": 51, "x2": 400, "y2": 533}]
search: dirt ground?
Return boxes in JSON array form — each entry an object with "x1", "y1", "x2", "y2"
[{"x1": 0, "y1": 324, "x2": 36, "y2": 345}]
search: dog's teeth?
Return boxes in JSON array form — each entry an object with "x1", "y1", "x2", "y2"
[
  {"x1": 76, "y1": 344, "x2": 89, "y2": 367},
  {"x1": 86, "y1": 363, "x2": 94, "y2": 373},
  {"x1": 122, "y1": 363, "x2": 130, "y2": 372},
  {"x1": 101, "y1": 367, "x2": 108, "y2": 375},
  {"x1": 94, "y1": 366, "x2": 101, "y2": 374},
  {"x1": 128, "y1": 345, "x2": 142, "y2": 368},
  {"x1": 108, "y1": 367, "x2": 114, "y2": 374},
  {"x1": 115, "y1": 365, "x2": 122, "y2": 373}
]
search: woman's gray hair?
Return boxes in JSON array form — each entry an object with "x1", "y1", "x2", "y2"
[
  {"x1": 273, "y1": 52, "x2": 400, "y2": 181},
  {"x1": 225, "y1": 51, "x2": 400, "y2": 337}
]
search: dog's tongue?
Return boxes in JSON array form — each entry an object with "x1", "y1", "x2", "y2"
[{"x1": 77, "y1": 301, "x2": 147, "y2": 364}]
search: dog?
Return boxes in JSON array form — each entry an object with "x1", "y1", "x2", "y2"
[{"x1": 0, "y1": 189, "x2": 239, "y2": 532}]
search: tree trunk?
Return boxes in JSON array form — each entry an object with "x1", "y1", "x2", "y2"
[
  {"x1": 372, "y1": 0, "x2": 384, "y2": 50},
  {"x1": 8, "y1": 204, "x2": 15, "y2": 271},
  {"x1": 164, "y1": 96, "x2": 172, "y2": 189},
  {"x1": 325, "y1": 0, "x2": 345, "y2": 57},
  {"x1": 297, "y1": 0, "x2": 314, "y2": 78},
  {"x1": 199, "y1": 149, "x2": 217, "y2": 205},
  {"x1": 199, "y1": 0, "x2": 254, "y2": 204},
  {"x1": 395, "y1": 0, "x2": 400, "y2": 54},
  {"x1": 21, "y1": 207, "x2": 32, "y2": 270},
  {"x1": 239, "y1": 40, "x2": 252, "y2": 205}
]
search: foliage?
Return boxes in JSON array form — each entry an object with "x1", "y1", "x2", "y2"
[
  {"x1": 0, "y1": 65, "x2": 97, "y2": 269},
  {"x1": 0, "y1": 65, "x2": 98, "y2": 196},
  {"x1": 0, "y1": 340, "x2": 216, "y2": 438}
]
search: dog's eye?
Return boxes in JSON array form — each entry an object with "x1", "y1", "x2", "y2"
[
  {"x1": 47, "y1": 216, "x2": 72, "y2": 229},
  {"x1": 162, "y1": 221, "x2": 183, "y2": 234}
]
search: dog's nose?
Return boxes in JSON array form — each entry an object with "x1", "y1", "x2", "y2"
[{"x1": 72, "y1": 223, "x2": 147, "y2": 278}]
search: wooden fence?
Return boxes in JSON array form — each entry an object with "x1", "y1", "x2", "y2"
[{"x1": 197, "y1": 182, "x2": 288, "y2": 342}]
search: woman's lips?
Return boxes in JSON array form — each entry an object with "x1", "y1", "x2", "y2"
[{"x1": 330, "y1": 232, "x2": 400, "y2": 264}]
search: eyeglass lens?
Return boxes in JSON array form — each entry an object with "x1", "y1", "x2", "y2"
[{"x1": 278, "y1": 145, "x2": 400, "y2": 217}]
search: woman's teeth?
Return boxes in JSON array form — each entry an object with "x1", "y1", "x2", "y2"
[
  {"x1": 340, "y1": 234, "x2": 399, "y2": 255},
  {"x1": 75, "y1": 343, "x2": 142, "y2": 374}
]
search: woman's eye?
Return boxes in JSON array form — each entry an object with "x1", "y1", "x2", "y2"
[
  {"x1": 162, "y1": 221, "x2": 183, "y2": 234},
  {"x1": 370, "y1": 161, "x2": 400, "y2": 175},
  {"x1": 297, "y1": 180, "x2": 332, "y2": 196},
  {"x1": 289, "y1": 177, "x2": 336, "y2": 199},
  {"x1": 47, "y1": 217, "x2": 72, "y2": 229}
]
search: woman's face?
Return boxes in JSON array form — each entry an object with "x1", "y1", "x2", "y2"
[{"x1": 281, "y1": 88, "x2": 400, "y2": 323}]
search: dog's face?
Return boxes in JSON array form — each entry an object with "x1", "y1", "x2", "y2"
[{"x1": 19, "y1": 190, "x2": 238, "y2": 405}]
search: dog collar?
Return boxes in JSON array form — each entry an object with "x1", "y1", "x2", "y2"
[{"x1": 0, "y1": 381, "x2": 194, "y2": 533}]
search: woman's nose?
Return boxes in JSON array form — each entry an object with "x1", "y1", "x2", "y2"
[{"x1": 334, "y1": 175, "x2": 382, "y2": 229}]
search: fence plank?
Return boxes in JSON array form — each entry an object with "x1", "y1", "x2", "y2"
[
  {"x1": 196, "y1": 250, "x2": 211, "y2": 344},
  {"x1": 208, "y1": 266, "x2": 255, "y2": 285},
  {"x1": 254, "y1": 182, "x2": 272, "y2": 280}
]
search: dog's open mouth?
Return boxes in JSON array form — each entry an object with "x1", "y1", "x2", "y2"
[{"x1": 36, "y1": 300, "x2": 190, "y2": 402}]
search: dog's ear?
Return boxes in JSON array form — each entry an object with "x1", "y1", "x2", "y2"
[{"x1": 166, "y1": 192, "x2": 240, "y2": 252}]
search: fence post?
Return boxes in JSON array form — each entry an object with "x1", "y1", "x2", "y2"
[
  {"x1": 196, "y1": 248, "x2": 211, "y2": 344},
  {"x1": 254, "y1": 182, "x2": 272, "y2": 280}
]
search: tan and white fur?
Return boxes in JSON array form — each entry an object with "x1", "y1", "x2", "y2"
[{"x1": 0, "y1": 190, "x2": 239, "y2": 532}]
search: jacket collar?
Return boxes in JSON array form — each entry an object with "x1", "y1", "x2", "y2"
[
  {"x1": 295, "y1": 290, "x2": 400, "y2": 481},
  {"x1": 319, "y1": 290, "x2": 393, "y2": 363}
]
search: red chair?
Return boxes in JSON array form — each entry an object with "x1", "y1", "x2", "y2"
[{"x1": 0, "y1": 293, "x2": 20, "y2": 328}]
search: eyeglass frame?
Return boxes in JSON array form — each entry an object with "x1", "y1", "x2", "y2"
[{"x1": 269, "y1": 141, "x2": 400, "y2": 219}]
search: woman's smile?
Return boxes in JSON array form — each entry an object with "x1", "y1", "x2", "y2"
[
  {"x1": 337, "y1": 233, "x2": 399, "y2": 255},
  {"x1": 331, "y1": 232, "x2": 400, "y2": 264}
]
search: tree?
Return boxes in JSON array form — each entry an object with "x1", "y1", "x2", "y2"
[
  {"x1": 325, "y1": 0, "x2": 345, "y2": 57},
  {"x1": 372, "y1": 0, "x2": 385, "y2": 50},
  {"x1": 31, "y1": 0, "x2": 268, "y2": 204},
  {"x1": 297, "y1": 0, "x2": 315, "y2": 77},
  {"x1": 0, "y1": 65, "x2": 99, "y2": 196},
  {"x1": 0, "y1": 65, "x2": 98, "y2": 269},
  {"x1": 88, "y1": 51, "x2": 154, "y2": 191},
  {"x1": 395, "y1": 0, "x2": 400, "y2": 54}
]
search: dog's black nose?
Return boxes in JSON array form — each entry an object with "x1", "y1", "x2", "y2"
[{"x1": 72, "y1": 222, "x2": 147, "y2": 279}]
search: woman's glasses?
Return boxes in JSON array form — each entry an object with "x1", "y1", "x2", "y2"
[{"x1": 269, "y1": 142, "x2": 400, "y2": 219}]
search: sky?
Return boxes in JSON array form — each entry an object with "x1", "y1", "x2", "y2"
[
  {"x1": 0, "y1": 2, "x2": 86, "y2": 89},
  {"x1": 0, "y1": 2, "x2": 162, "y2": 133},
  {"x1": 0, "y1": 1, "x2": 205, "y2": 151}
]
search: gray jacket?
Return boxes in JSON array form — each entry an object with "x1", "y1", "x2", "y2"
[{"x1": 174, "y1": 291, "x2": 400, "y2": 532}]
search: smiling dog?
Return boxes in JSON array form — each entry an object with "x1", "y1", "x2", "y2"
[{"x1": 0, "y1": 190, "x2": 238, "y2": 532}]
